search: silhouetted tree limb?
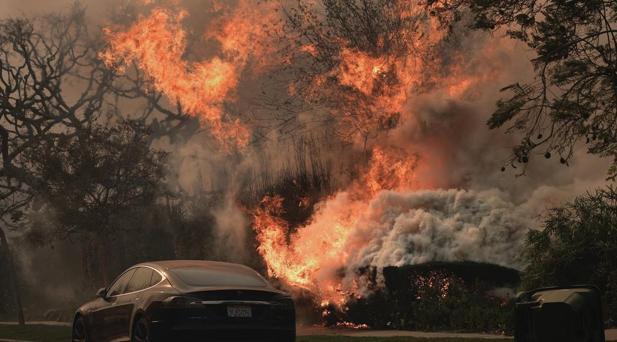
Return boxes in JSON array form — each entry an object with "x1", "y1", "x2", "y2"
[
  {"x1": 0, "y1": 4, "x2": 194, "y2": 318},
  {"x1": 436, "y1": 0, "x2": 617, "y2": 176}
]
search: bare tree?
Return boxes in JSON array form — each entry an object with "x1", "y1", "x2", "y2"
[
  {"x1": 0, "y1": 5, "x2": 114, "y2": 324},
  {"x1": 0, "y1": 4, "x2": 192, "y2": 322}
]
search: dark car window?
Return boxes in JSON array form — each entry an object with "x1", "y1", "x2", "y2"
[
  {"x1": 125, "y1": 267, "x2": 154, "y2": 293},
  {"x1": 169, "y1": 267, "x2": 268, "y2": 287},
  {"x1": 107, "y1": 268, "x2": 136, "y2": 297},
  {"x1": 149, "y1": 270, "x2": 162, "y2": 287}
]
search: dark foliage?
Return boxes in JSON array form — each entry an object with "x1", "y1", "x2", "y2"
[
  {"x1": 16, "y1": 121, "x2": 167, "y2": 285},
  {"x1": 25, "y1": 122, "x2": 166, "y2": 237},
  {"x1": 386, "y1": 262, "x2": 521, "y2": 288},
  {"x1": 243, "y1": 135, "x2": 336, "y2": 231},
  {"x1": 334, "y1": 262, "x2": 519, "y2": 333},
  {"x1": 522, "y1": 187, "x2": 617, "y2": 323}
]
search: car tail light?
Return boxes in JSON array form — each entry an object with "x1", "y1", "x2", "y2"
[{"x1": 162, "y1": 296, "x2": 205, "y2": 308}]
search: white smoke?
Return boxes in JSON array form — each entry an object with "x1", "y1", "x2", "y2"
[
  {"x1": 211, "y1": 192, "x2": 250, "y2": 262},
  {"x1": 346, "y1": 189, "x2": 529, "y2": 272}
]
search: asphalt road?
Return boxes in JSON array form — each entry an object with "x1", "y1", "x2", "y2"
[{"x1": 1, "y1": 321, "x2": 617, "y2": 341}]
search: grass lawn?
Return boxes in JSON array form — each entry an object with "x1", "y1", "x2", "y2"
[
  {"x1": 297, "y1": 338, "x2": 507, "y2": 342},
  {"x1": 0, "y1": 324, "x2": 507, "y2": 342},
  {"x1": 0, "y1": 324, "x2": 70, "y2": 342}
]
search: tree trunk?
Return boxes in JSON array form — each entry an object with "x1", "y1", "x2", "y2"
[
  {"x1": 98, "y1": 237, "x2": 111, "y2": 286},
  {"x1": 0, "y1": 227, "x2": 25, "y2": 325}
]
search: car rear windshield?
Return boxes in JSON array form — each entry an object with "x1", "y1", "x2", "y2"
[{"x1": 169, "y1": 267, "x2": 268, "y2": 287}]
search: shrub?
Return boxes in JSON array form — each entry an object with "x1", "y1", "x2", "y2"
[
  {"x1": 340, "y1": 263, "x2": 518, "y2": 333},
  {"x1": 522, "y1": 187, "x2": 617, "y2": 324}
]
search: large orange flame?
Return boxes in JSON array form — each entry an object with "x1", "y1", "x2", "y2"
[
  {"x1": 101, "y1": 3, "x2": 279, "y2": 149},
  {"x1": 249, "y1": 0, "x2": 500, "y2": 307},
  {"x1": 252, "y1": 147, "x2": 422, "y2": 306}
]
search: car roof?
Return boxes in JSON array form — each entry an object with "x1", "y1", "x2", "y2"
[
  {"x1": 135, "y1": 259, "x2": 256, "y2": 272},
  {"x1": 132, "y1": 260, "x2": 281, "y2": 293}
]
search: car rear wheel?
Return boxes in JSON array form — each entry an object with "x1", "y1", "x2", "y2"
[
  {"x1": 132, "y1": 317, "x2": 151, "y2": 342},
  {"x1": 71, "y1": 316, "x2": 88, "y2": 342}
]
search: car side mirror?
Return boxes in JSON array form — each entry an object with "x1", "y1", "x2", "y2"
[{"x1": 96, "y1": 288, "x2": 107, "y2": 299}]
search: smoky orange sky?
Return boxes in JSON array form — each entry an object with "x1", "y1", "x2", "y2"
[{"x1": 0, "y1": 0, "x2": 122, "y2": 18}]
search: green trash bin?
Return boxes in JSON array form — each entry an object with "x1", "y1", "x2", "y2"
[{"x1": 515, "y1": 285, "x2": 605, "y2": 342}]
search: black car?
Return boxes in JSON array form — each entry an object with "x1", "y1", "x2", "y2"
[{"x1": 72, "y1": 260, "x2": 296, "y2": 342}]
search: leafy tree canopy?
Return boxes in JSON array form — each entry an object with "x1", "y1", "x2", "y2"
[
  {"x1": 25, "y1": 121, "x2": 167, "y2": 238},
  {"x1": 435, "y1": 0, "x2": 617, "y2": 176}
]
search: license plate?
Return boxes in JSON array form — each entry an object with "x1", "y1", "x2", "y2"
[{"x1": 227, "y1": 305, "x2": 252, "y2": 318}]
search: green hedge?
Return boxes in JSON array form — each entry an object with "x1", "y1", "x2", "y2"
[{"x1": 327, "y1": 263, "x2": 519, "y2": 333}]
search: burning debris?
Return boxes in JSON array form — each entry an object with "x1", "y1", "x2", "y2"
[{"x1": 334, "y1": 321, "x2": 369, "y2": 330}]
